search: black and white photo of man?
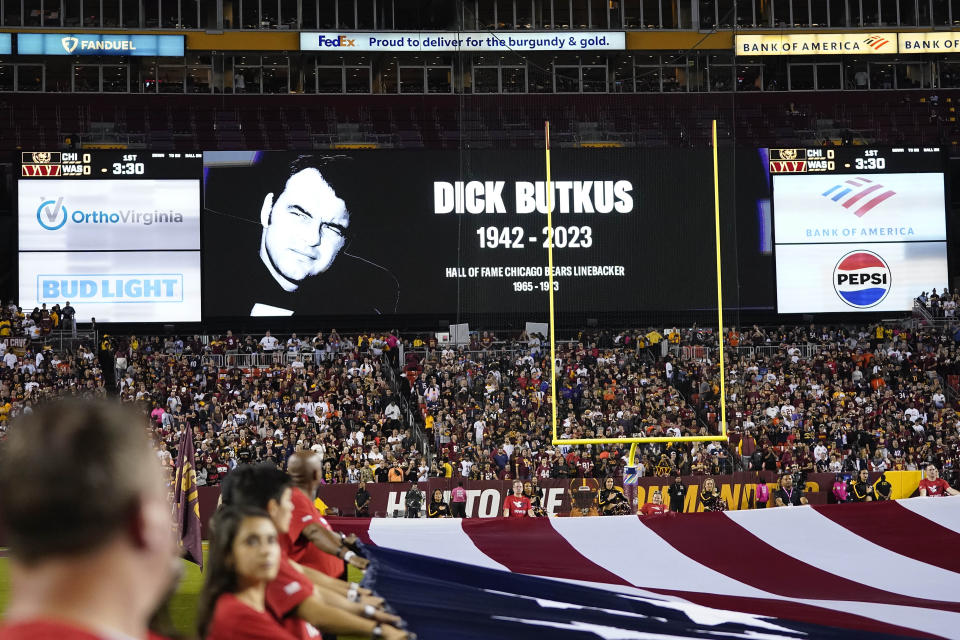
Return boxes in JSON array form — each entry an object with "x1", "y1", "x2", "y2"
[{"x1": 204, "y1": 153, "x2": 399, "y2": 317}]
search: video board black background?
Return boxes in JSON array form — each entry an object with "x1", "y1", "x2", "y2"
[{"x1": 202, "y1": 148, "x2": 774, "y2": 321}]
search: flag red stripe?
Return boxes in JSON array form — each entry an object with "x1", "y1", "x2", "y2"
[
  {"x1": 641, "y1": 512, "x2": 960, "y2": 613},
  {"x1": 326, "y1": 516, "x2": 374, "y2": 546},
  {"x1": 815, "y1": 502, "x2": 960, "y2": 574},
  {"x1": 460, "y1": 517, "x2": 633, "y2": 587}
]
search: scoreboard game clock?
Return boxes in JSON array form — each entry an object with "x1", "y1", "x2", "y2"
[
  {"x1": 768, "y1": 146, "x2": 942, "y2": 175},
  {"x1": 20, "y1": 150, "x2": 201, "y2": 180},
  {"x1": 769, "y1": 146, "x2": 947, "y2": 313}
]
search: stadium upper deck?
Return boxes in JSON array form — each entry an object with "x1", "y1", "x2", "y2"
[{"x1": 0, "y1": 1, "x2": 959, "y2": 97}]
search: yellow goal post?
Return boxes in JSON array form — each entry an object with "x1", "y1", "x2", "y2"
[{"x1": 546, "y1": 120, "x2": 729, "y2": 468}]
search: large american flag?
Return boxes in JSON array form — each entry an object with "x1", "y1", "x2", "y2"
[{"x1": 333, "y1": 497, "x2": 960, "y2": 639}]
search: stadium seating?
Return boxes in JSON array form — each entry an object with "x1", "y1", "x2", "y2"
[
  {"x1": 2, "y1": 293, "x2": 957, "y2": 493},
  {"x1": 3, "y1": 90, "x2": 958, "y2": 151}
]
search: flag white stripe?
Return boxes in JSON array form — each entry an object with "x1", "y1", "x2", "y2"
[
  {"x1": 367, "y1": 518, "x2": 508, "y2": 571},
  {"x1": 726, "y1": 506, "x2": 960, "y2": 602},
  {"x1": 787, "y1": 599, "x2": 960, "y2": 639},
  {"x1": 549, "y1": 516, "x2": 772, "y2": 598},
  {"x1": 897, "y1": 495, "x2": 960, "y2": 535}
]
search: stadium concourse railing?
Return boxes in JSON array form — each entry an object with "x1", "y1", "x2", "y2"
[{"x1": 5, "y1": 328, "x2": 98, "y2": 355}]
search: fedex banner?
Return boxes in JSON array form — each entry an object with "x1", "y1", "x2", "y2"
[
  {"x1": 17, "y1": 33, "x2": 184, "y2": 56},
  {"x1": 773, "y1": 173, "x2": 946, "y2": 244},
  {"x1": 300, "y1": 31, "x2": 625, "y2": 52}
]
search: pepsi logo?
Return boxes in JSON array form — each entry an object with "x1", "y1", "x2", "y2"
[{"x1": 833, "y1": 250, "x2": 891, "y2": 308}]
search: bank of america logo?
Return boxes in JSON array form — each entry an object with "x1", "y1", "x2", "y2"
[
  {"x1": 61, "y1": 37, "x2": 79, "y2": 53},
  {"x1": 864, "y1": 35, "x2": 891, "y2": 50},
  {"x1": 821, "y1": 177, "x2": 895, "y2": 217}
]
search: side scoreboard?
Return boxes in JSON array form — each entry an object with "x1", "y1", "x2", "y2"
[
  {"x1": 769, "y1": 146, "x2": 947, "y2": 313},
  {"x1": 769, "y1": 146, "x2": 942, "y2": 175}
]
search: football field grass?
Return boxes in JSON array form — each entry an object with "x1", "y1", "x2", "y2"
[{"x1": 0, "y1": 551, "x2": 365, "y2": 638}]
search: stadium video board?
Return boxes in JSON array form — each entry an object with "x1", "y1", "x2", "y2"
[
  {"x1": 15, "y1": 148, "x2": 776, "y2": 322},
  {"x1": 17, "y1": 151, "x2": 202, "y2": 322},
  {"x1": 201, "y1": 150, "x2": 738, "y2": 317},
  {"x1": 770, "y1": 147, "x2": 948, "y2": 313}
]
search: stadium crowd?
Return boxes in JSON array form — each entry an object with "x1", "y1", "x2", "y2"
[{"x1": 1, "y1": 298, "x2": 959, "y2": 497}]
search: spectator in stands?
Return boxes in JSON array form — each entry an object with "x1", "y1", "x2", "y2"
[
  {"x1": 259, "y1": 330, "x2": 279, "y2": 353},
  {"x1": 523, "y1": 480, "x2": 546, "y2": 517}
]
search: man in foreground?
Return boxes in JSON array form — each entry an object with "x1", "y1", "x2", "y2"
[{"x1": 0, "y1": 400, "x2": 178, "y2": 640}]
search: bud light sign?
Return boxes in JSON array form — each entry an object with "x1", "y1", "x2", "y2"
[{"x1": 833, "y1": 250, "x2": 891, "y2": 308}]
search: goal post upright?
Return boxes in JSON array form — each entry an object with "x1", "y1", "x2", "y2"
[{"x1": 552, "y1": 121, "x2": 728, "y2": 462}]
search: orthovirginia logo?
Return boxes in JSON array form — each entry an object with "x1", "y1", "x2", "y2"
[
  {"x1": 36, "y1": 198, "x2": 185, "y2": 231},
  {"x1": 833, "y1": 250, "x2": 891, "y2": 308},
  {"x1": 37, "y1": 197, "x2": 68, "y2": 230},
  {"x1": 61, "y1": 37, "x2": 79, "y2": 53},
  {"x1": 821, "y1": 177, "x2": 896, "y2": 217}
]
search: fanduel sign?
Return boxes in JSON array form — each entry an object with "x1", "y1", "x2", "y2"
[
  {"x1": 300, "y1": 31, "x2": 625, "y2": 52},
  {"x1": 17, "y1": 33, "x2": 184, "y2": 56}
]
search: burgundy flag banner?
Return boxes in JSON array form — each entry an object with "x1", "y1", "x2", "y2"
[{"x1": 173, "y1": 429, "x2": 203, "y2": 569}]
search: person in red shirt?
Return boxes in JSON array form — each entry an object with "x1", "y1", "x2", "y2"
[
  {"x1": 640, "y1": 490, "x2": 669, "y2": 516},
  {"x1": 287, "y1": 452, "x2": 369, "y2": 578},
  {"x1": 919, "y1": 464, "x2": 960, "y2": 497},
  {"x1": 0, "y1": 401, "x2": 179, "y2": 640},
  {"x1": 199, "y1": 506, "x2": 300, "y2": 640},
  {"x1": 503, "y1": 480, "x2": 533, "y2": 518},
  {"x1": 221, "y1": 464, "x2": 407, "y2": 640}
]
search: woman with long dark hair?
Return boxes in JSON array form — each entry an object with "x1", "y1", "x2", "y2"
[
  {"x1": 427, "y1": 489, "x2": 451, "y2": 518},
  {"x1": 699, "y1": 477, "x2": 727, "y2": 512},
  {"x1": 598, "y1": 477, "x2": 630, "y2": 515},
  {"x1": 197, "y1": 506, "x2": 298, "y2": 640},
  {"x1": 523, "y1": 481, "x2": 546, "y2": 517}
]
